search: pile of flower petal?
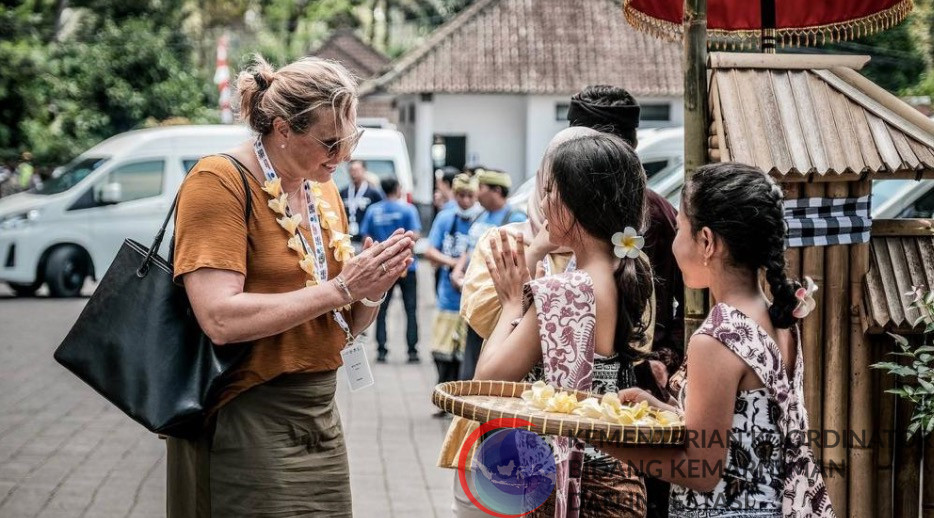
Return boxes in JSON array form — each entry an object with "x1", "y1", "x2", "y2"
[{"x1": 520, "y1": 381, "x2": 682, "y2": 427}]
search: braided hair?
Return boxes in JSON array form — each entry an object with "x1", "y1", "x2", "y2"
[{"x1": 683, "y1": 162, "x2": 801, "y2": 329}]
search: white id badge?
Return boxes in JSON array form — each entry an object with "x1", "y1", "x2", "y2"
[
  {"x1": 348, "y1": 221, "x2": 360, "y2": 237},
  {"x1": 340, "y1": 340, "x2": 374, "y2": 391}
]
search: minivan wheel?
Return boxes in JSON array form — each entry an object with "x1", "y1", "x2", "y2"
[
  {"x1": 45, "y1": 246, "x2": 88, "y2": 298},
  {"x1": 7, "y1": 281, "x2": 40, "y2": 297}
]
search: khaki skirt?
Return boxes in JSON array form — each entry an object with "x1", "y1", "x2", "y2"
[
  {"x1": 166, "y1": 370, "x2": 351, "y2": 517},
  {"x1": 431, "y1": 310, "x2": 466, "y2": 362}
]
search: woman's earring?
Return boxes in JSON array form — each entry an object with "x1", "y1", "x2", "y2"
[{"x1": 280, "y1": 144, "x2": 285, "y2": 149}]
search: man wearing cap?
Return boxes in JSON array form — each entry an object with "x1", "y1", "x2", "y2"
[
  {"x1": 450, "y1": 168, "x2": 527, "y2": 383},
  {"x1": 424, "y1": 174, "x2": 482, "y2": 415},
  {"x1": 465, "y1": 168, "x2": 527, "y2": 253}
]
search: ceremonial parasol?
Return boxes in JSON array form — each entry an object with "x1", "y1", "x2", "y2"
[{"x1": 624, "y1": 0, "x2": 913, "y2": 50}]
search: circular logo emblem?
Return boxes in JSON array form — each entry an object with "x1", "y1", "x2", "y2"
[{"x1": 461, "y1": 422, "x2": 556, "y2": 516}]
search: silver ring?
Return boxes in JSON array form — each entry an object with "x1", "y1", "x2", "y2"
[{"x1": 380, "y1": 263, "x2": 388, "y2": 275}]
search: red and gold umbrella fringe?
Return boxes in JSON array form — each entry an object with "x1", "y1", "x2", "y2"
[{"x1": 623, "y1": 0, "x2": 913, "y2": 50}]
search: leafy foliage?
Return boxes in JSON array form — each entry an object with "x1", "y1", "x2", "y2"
[
  {"x1": 2, "y1": 1, "x2": 214, "y2": 166},
  {"x1": 820, "y1": 16, "x2": 927, "y2": 94},
  {"x1": 872, "y1": 287, "x2": 934, "y2": 440}
]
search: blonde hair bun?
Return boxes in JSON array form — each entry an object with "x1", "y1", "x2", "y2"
[{"x1": 236, "y1": 54, "x2": 358, "y2": 137}]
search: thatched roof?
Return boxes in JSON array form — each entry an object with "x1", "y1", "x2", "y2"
[
  {"x1": 708, "y1": 52, "x2": 934, "y2": 181},
  {"x1": 363, "y1": 0, "x2": 682, "y2": 96}
]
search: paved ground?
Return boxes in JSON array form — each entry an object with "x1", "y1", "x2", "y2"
[{"x1": 0, "y1": 264, "x2": 454, "y2": 518}]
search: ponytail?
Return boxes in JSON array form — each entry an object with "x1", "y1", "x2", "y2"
[{"x1": 613, "y1": 254, "x2": 656, "y2": 388}]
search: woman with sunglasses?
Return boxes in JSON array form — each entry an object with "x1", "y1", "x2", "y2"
[{"x1": 166, "y1": 55, "x2": 414, "y2": 517}]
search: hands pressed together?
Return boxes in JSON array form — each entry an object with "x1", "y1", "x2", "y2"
[
  {"x1": 339, "y1": 229, "x2": 415, "y2": 301},
  {"x1": 485, "y1": 230, "x2": 532, "y2": 308}
]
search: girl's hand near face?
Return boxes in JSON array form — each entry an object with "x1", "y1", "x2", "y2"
[
  {"x1": 526, "y1": 222, "x2": 557, "y2": 267},
  {"x1": 485, "y1": 230, "x2": 531, "y2": 310}
]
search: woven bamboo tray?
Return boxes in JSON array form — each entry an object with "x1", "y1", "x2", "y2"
[{"x1": 432, "y1": 380, "x2": 685, "y2": 447}]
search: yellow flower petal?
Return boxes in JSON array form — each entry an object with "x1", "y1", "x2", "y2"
[
  {"x1": 262, "y1": 178, "x2": 283, "y2": 198},
  {"x1": 277, "y1": 213, "x2": 302, "y2": 235},
  {"x1": 268, "y1": 193, "x2": 289, "y2": 216},
  {"x1": 544, "y1": 392, "x2": 578, "y2": 414},
  {"x1": 334, "y1": 242, "x2": 354, "y2": 263},
  {"x1": 320, "y1": 210, "x2": 340, "y2": 230},
  {"x1": 288, "y1": 235, "x2": 306, "y2": 257},
  {"x1": 655, "y1": 410, "x2": 682, "y2": 426},
  {"x1": 299, "y1": 255, "x2": 317, "y2": 276},
  {"x1": 601, "y1": 393, "x2": 623, "y2": 412},
  {"x1": 572, "y1": 397, "x2": 603, "y2": 419},
  {"x1": 305, "y1": 279, "x2": 317, "y2": 288},
  {"x1": 627, "y1": 401, "x2": 650, "y2": 420},
  {"x1": 617, "y1": 411, "x2": 636, "y2": 426},
  {"x1": 310, "y1": 183, "x2": 324, "y2": 198},
  {"x1": 522, "y1": 381, "x2": 554, "y2": 410},
  {"x1": 330, "y1": 231, "x2": 355, "y2": 262}
]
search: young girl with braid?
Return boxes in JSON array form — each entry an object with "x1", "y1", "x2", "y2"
[{"x1": 604, "y1": 163, "x2": 834, "y2": 517}]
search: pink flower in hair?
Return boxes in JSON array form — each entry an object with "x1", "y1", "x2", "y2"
[{"x1": 792, "y1": 276, "x2": 818, "y2": 319}]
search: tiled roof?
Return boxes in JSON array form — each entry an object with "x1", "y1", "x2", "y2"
[
  {"x1": 363, "y1": 0, "x2": 682, "y2": 96},
  {"x1": 864, "y1": 233, "x2": 934, "y2": 332},
  {"x1": 708, "y1": 52, "x2": 934, "y2": 180},
  {"x1": 310, "y1": 29, "x2": 390, "y2": 81}
]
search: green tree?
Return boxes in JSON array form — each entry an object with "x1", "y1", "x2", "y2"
[
  {"x1": 4, "y1": 1, "x2": 217, "y2": 166},
  {"x1": 22, "y1": 16, "x2": 217, "y2": 164},
  {"x1": 0, "y1": 1, "x2": 61, "y2": 163},
  {"x1": 821, "y1": 17, "x2": 927, "y2": 94}
]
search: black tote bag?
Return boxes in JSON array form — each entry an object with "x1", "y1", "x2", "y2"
[{"x1": 54, "y1": 155, "x2": 253, "y2": 439}]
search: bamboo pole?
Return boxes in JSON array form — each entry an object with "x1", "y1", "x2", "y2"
[
  {"x1": 875, "y1": 336, "x2": 895, "y2": 518},
  {"x1": 822, "y1": 181, "x2": 850, "y2": 515},
  {"x1": 682, "y1": 0, "x2": 708, "y2": 344},
  {"x1": 924, "y1": 434, "x2": 934, "y2": 518},
  {"x1": 894, "y1": 364, "x2": 922, "y2": 518},
  {"x1": 802, "y1": 183, "x2": 826, "y2": 463},
  {"x1": 848, "y1": 180, "x2": 873, "y2": 518}
]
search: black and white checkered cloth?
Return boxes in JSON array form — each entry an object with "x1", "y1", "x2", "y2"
[{"x1": 784, "y1": 195, "x2": 871, "y2": 248}]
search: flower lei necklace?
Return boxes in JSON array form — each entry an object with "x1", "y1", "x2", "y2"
[{"x1": 253, "y1": 138, "x2": 355, "y2": 317}]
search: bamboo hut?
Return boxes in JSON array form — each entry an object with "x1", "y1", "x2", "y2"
[{"x1": 706, "y1": 51, "x2": 934, "y2": 517}]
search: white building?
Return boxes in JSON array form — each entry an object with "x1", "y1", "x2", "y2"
[{"x1": 361, "y1": 0, "x2": 683, "y2": 202}]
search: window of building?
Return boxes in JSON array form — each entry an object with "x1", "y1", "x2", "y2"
[
  {"x1": 641, "y1": 103, "x2": 672, "y2": 122},
  {"x1": 556, "y1": 103, "x2": 570, "y2": 121}
]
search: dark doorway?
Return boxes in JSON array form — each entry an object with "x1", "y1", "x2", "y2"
[{"x1": 440, "y1": 135, "x2": 466, "y2": 171}]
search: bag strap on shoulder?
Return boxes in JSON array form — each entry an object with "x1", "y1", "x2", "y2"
[{"x1": 142, "y1": 155, "x2": 254, "y2": 273}]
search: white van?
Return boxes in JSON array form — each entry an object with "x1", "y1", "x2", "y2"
[
  {"x1": 0, "y1": 124, "x2": 413, "y2": 297},
  {"x1": 507, "y1": 126, "x2": 685, "y2": 212},
  {"x1": 331, "y1": 128, "x2": 414, "y2": 202}
]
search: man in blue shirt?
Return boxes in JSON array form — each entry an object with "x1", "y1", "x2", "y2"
[
  {"x1": 466, "y1": 168, "x2": 527, "y2": 251},
  {"x1": 451, "y1": 168, "x2": 527, "y2": 383},
  {"x1": 424, "y1": 174, "x2": 480, "y2": 409},
  {"x1": 361, "y1": 177, "x2": 422, "y2": 364}
]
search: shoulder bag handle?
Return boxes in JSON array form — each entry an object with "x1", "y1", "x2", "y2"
[{"x1": 138, "y1": 154, "x2": 254, "y2": 276}]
